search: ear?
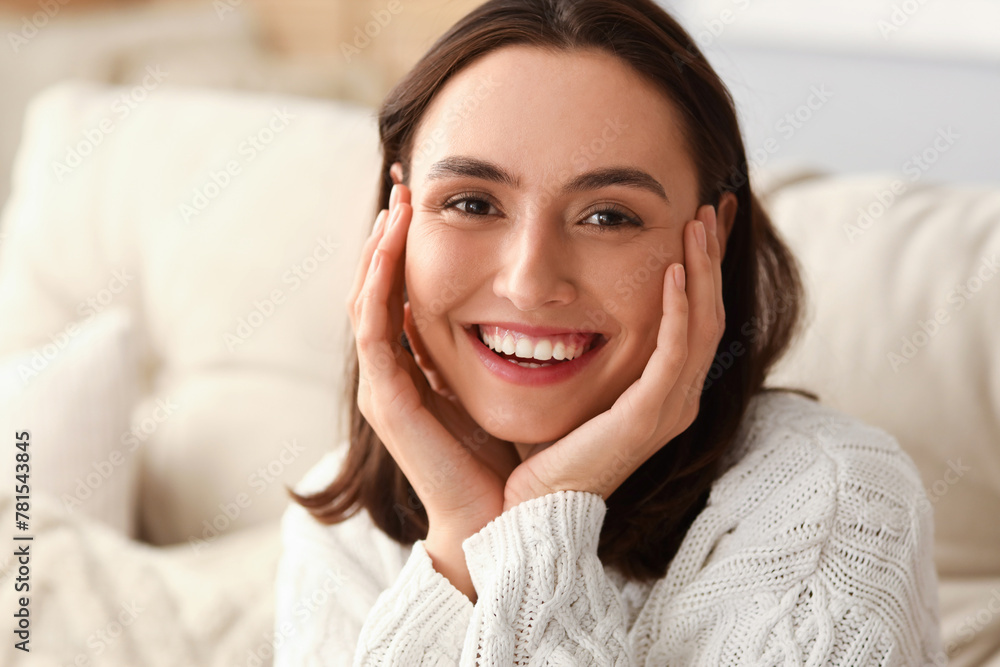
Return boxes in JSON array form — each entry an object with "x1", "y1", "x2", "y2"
[
  {"x1": 390, "y1": 161, "x2": 404, "y2": 186},
  {"x1": 715, "y1": 191, "x2": 738, "y2": 258}
]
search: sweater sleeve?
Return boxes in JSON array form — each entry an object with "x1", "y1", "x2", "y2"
[
  {"x1": 460, "y1": 490, "x2": 634, "y2": 665},
  {"x1": 351, "y1": 539, "x2": 475, "y2": 664},
  {"x1": 274, "y1": 478, "x2": 627, "y2": 665}
]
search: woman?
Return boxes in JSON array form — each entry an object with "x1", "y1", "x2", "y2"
[{"x1": 274, "y1": 0, "x2": 942, "y2": 664}]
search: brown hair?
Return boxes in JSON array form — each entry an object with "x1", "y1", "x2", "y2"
[{"x1": 292, "y1": 0, "x2": 816, "y2": 583}]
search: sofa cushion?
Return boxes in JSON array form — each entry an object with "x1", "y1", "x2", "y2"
[
  {"x1": 0, "y1": 307, "x2": 140, "y2": 536},
  {"x1": 0, "y1": 80, "x2": 381, "y2": 545}
]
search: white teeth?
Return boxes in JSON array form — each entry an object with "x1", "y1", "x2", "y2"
[
  {"x1": 501, "y1": 333, "x2": 516, "y2": 355},
  {"x1": 478, "y1": 326, "x2": 591, "y2": 362}
]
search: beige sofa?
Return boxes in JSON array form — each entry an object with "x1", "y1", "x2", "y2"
[{"x1": 0, "y1": 81, "x2": 996, "y2": 666}]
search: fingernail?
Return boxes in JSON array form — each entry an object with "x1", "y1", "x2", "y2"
[
  {"x1": 389, "y1": 184, "x2": 399, "y2": 210},
  {"x1": 373, "y1": 209, "x2": 388, "y2": 234},
  {"x1": 695, "y1": 220, "x2": 707, "y2": 252},
  {"x1": 673, "y1": 264, "x2": 685, "y2": 291},
  {"x1": 706, "y1": 207, "x2": 718, "y2": 236},
  {"x1": 388, "y1": 203, "x2": 401, "y2": 229}
]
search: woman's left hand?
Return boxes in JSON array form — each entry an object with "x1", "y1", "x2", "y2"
[{"x1": 502, "y1": 204, "x2": 726, "y2": 512}]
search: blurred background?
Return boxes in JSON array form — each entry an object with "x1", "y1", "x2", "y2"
[
  {"x1": 0, "y1": 0, "x2": 998, "y2": 214},
  {"x1": 0, "y1": 2, "x2": 997, "y2": 666},
  {"x1": 0, "y1": 0, "x2": 484, "y2": 213}
]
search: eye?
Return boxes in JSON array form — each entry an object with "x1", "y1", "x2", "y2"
[
  {"x1": 442, "y1": 192, "x2": 501, "y2": 217},
  {"x1": 581, "y1": 204, "x2": 643, "y2": 231},
  {"x1": 440, "y1": 192, "x2": 643, "y2": 231}
]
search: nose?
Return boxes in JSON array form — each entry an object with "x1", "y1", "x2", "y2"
[{"x1": 492, "y1": 214, "x2": 577, "y2": 310}]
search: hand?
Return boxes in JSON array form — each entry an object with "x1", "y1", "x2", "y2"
[
  {"x1": 502, "y1": 205, "x2": 726, "y2": 511},
  {"x1": 347, "y1": 183, "x2": 520, "y2": 579}
]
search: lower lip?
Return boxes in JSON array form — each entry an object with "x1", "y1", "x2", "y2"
[{"x1": 463, "y1": 326, "x2": 606, "y2": 387}]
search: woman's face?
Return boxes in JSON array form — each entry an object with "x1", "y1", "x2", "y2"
[{"x1": 400, "y1": 45, "x2": 710, "y2": 448}]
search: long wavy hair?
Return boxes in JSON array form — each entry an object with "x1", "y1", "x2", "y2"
[{"x1": 291, "y1": 0, "x2": 816, "y2": 583}]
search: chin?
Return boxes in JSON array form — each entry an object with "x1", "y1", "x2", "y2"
[{"x1": 470, "y1": 403, "x2": 579, "y2": 445}]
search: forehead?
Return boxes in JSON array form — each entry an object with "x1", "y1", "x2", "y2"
[{"x1": 408, "y1": 45, "x2": 694, "y2": 187}]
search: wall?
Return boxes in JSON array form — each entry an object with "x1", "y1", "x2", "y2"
[{"x1": 666, "y1": 0, "x2": 1000, "y2": 185}]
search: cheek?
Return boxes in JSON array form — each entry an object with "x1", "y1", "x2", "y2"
[
  {"x1": 599, "y1": 252, "x2": 672, "y2": 349},
  {"x1": 404, "y1": 224, "x2": 478, "y2": 322},
  {"x1": 628, "y1": 283, "x2": 666, "y2": 349},
  {"x1": 600, "y1": 252, "x2": 669, "y2": 312}
]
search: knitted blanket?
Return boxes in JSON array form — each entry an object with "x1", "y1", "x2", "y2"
[{"x1": 0, "y1": 490, "x2": 280, "y2": 667}]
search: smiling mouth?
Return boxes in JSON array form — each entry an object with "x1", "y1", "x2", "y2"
[{"x1": 468, "y1": 324, "x2": 607, "y2": 368}]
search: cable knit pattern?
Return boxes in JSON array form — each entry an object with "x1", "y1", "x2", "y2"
[
  {"x1": 462, "y1": 491, "x2": 633, "y2": 665},
  {"x1": 273, "y1": 391, "x2": 942, "y2": 666}
]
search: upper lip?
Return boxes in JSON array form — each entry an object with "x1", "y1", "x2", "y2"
[{"x1": 465, "y1": 321, "x2": 607, "y2": 339}]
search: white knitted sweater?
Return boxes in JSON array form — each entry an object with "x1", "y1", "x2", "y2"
[{"x1": 273, "y1": 390, "x2": 942, "y2": 666}]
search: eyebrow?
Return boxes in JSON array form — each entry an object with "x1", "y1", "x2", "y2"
[{"x1": 425, "y1": 155, "x2": 670, "y2": 204}]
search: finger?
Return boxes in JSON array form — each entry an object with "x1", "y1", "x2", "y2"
[
  {"x1": 624, "y1": 260, "x2": 690, "y2": 420},
  {"x1": 382, "y1": 183, "x2": 411, "y2": 340},
  {"x1": 356, "y1": 200, "x2": 410, "y2": 384},
  {"x1": 389, "y1": 181, "x2": 400, "y2": 210},
  {"x1": 347, "y1": 207, "x2": 389, "y2": 330},
  {"x1": 386, "y1": 198, "x2": 412, "y2": 345},
  {"x1": 347, "y1": 183, "x2": 412, "y2": 329},
  {"x1": 396, "y1": 182, "x2": 412, "y2": 207},
  {"x1": 677, "y1": 212, "x2": 721, "y2": 401},
  {"x1": 698, "y1": 205, "x2": 725, "y2": 332}
]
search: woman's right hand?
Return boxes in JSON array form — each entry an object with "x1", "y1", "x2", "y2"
[{"x1": 347, "y1": 183, "x2": 521, "y2": 553}]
